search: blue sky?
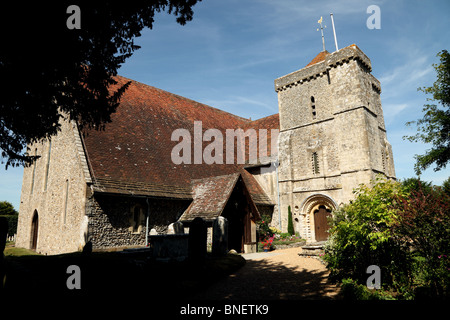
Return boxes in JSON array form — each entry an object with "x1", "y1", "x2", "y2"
[{"x1": 1, "y1": 0, "x2": 449, "y2": 211}]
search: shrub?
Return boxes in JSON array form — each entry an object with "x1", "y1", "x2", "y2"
[
  {"x1": 324, "y1": 176, "x2": 450, "y2": 299},
  {"x1": 392, "y1": 183, "x2": 450, "y2": 298},
  {"x1": 323, "y1": 177, "x2": 411, "y2": 289},
  {"x1": 287, "y1": 205, "x2": 294, "y2": 236},
  {"x1": 341, "y1": 278, "x2": 395, "y2": 300},
  {"x1": 256, "y1": 215, "x2": 274, "y2": 241}
]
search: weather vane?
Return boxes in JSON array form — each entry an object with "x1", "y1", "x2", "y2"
[{"x1": 317, "y1": 16, "x2": 326, "y2": 52}]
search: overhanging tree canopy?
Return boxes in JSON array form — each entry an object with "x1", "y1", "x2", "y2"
[
  {"x1": 404, "y1": 50, "x2": 450, "y2": 175},
  {"x1": 0, "y1": 1, "x2": 201, "y2": 168}
]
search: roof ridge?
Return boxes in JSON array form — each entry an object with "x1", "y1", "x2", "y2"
[
  {"x1": 247, "y1": 113, "x2": 279, "y2": 124},
  {"x1": 115, "y1": 75, "x2": 251, "y2": 124}
]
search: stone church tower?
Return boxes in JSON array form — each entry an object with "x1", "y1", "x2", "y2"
[{"x1": 274, "y1": 44, "x2": 395, "y2": 242}]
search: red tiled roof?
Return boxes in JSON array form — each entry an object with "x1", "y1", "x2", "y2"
[
  {"x1": 305, "y1": 50, "x2": 330, "y2": 67},
  {"x1": 82, "y1": 76, "x2": 279, "y2": 202},
  {"x1": 179, "y1": 171, "x2": 267, "y2": 223},
  {"x1": 180, "y1": 173, "x2": 240, "y2": 222}
]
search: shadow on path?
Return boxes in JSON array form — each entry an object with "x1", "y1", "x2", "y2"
[{"x1": 192, "y1": 256, "x2": 341, "y2": 300}]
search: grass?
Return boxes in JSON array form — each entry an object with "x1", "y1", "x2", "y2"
[
  {"x1": 2, "y1": 243, "x2": 246, "y2": 299},
  {"x1": 4, "y1": 243, "x2": 41, "y2": 256}
]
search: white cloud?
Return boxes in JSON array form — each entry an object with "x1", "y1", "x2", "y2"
[
  {"x1": 383, "y1": 103, "x2": 409, "y2": 124},
  {"x1": 204, "y1": 95, "x2": 278, "y2": 115},
  {"x1": 379, "y1": 55, "x2": 433, "y2": 97}
]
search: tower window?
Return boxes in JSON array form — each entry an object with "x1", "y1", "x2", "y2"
[
  {"x1": 311, "y1": 96, "x2": 316, "y2": 119},
  {"x1": 312, "y1": 152, "x2": 320, "y2": 174},
  {"x1": 381, "y1": 150, "x2": 386, "y2": 172}
]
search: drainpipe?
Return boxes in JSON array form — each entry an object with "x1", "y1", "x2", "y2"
[
  {"x1": 275, "y1": 159, "x2": 281, "y2": 230},
  {"x1": 145, "y1": 197, "x2": 150, "y2": 246}
]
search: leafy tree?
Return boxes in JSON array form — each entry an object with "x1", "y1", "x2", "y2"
[
  {"x1": 0, "y1": 201, "x2": 18, "y2": 235},
  {"x1": 442, "y1": 177, "x2": 450, "y2": 196},
  {"x1": 0, "y1": 201, "x2": 18, "y2": 216},
  {"x1": 401, "y1": 177, "x2": 433, "y2": 194},
  {"x1": 0, "y1": 1, "x2": 201, "y2": 168},
  {"x1": 404, "y1": 50, "x2": 450, "y2": 175},
  {"x1": 393, "y1": 184, "x2": 450, "y2": 298}
]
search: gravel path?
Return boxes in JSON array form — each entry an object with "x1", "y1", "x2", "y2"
[{"x1": 193, "y1": 247, "x2": 342, "y2": 300}]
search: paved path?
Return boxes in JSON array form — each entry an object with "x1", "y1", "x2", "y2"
[{"x1": 193, "y1": 247, "x2": 341, "y2": 300}]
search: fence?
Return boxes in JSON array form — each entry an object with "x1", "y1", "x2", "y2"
[{"x1": 7, "y1": 233, "x2": 16, "y2": 242}]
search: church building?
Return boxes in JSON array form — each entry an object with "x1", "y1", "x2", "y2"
[{"x1": 16, "y1": 44, "x2": 395, "y2": 255}]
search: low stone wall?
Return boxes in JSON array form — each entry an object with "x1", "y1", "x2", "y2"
[
  {"x1": 148, "y1": 234, "x2": 189, "y2": 260},
  {"x1": 274, "y1": 239, "x2": 306, "y2": 250}
]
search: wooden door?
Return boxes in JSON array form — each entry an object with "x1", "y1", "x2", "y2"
[
  {"x1": 314, "y1": 206, "x2": 331, "y2": 241},
  {"x1": 242, "y1": 207, "x2": 253, "y2": 251}
]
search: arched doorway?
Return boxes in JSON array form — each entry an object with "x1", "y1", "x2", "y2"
[
  {"x1": 300, "y1": 194, "x2": 337, "y2": 242},
  {"x1": 30, "y1": 210, "x2": 39, "y2": 250}
]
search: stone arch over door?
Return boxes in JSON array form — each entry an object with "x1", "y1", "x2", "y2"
[
  {"x1": 300, "y1": 194, "x2": 337, "y2": 242},
  {"x1": 30, "y1": 210, "x2": 39, "y2": 250}
]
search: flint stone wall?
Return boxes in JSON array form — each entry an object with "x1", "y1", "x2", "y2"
[{"x1": 86, "y1": 194, "x2": 190, "y2": 250}]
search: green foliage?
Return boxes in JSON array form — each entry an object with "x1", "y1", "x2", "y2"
[
  {"x1": 0, "y1": 1, "x2": 202, "y2": 168},
  {"x1": 401, "y1": 177, "x2": 433, "y2": 194},
  {"x1": 341, "y1": 278, "x2": 395, "y2": 300},
  {"x1": 323, "y1": 177, "x2": 410, "y2": 288},
  {"x1": 404, "y1": 50, "x2": 450, "y2": 175},
  {"x1": 325, "y1": 176, "x2": 450, "y2": 299},
  {"x1": 287, "y1": 205, "x2": 294, "y2": 236},
  {"x1": 393, "y1": 184, "x2": 450, "y2": 298},
  {"x1": 0, "y1": 201, "x2": 18, "y2": 235},
  {"x1": 256, "y1": 215, "x2": 274, "y2": 241},
  {"x1": 0, "y1": 201, "x2": 18, "y2": 216},
  {"x1": 442, "y1": 177, "x2": 450, "y2": 196}
]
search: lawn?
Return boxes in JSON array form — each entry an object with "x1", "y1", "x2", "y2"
[
  {"x1": 2, "y1": 243, "x2": 246, "y2": 299},
  {"x1": 4, "y1": 242, "x2": 41, "y2": 256}
]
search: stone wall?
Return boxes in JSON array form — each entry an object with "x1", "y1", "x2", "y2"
[
  {"x1": 87, "y1": 193, "x2": 190, "y2": 250},
  {"x1": 16, "y1": 119, "x2": 89, "y2": 255}
]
